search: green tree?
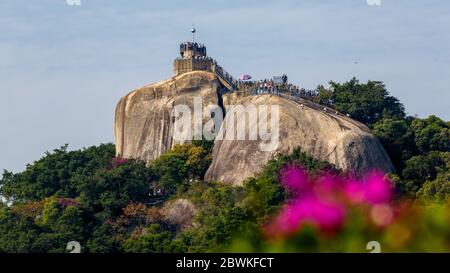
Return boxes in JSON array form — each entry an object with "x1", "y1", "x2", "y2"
[
  {"x1": 85, "y1": 224, "x2": 122, "y2": 253},
  {"x1": 410, "y1": 115, "x2": 450, "y2": 154},
  {"x1": 314, "y1": 85, "x2": 333, "y2": 106},
  {"x1": 328, "y1": 78, "x2": 405, "y2": 126},
  {"x1": 150, "y1": 142, "x2": 212, "y2": 194},
  {"x1": 123, "y1": 224, "x2": 185, "y2": 253},
  {"x1": 400, "y1": 152, "x2": 449, "y2": 195},
  {"x1": 373, "y1": 117, "x2": 416, "y2": 171},
  {"x1": 0, "y1": 144, "x2": 115, "y2": 203},
  {"x1": 417, "y1": 172, "x2": 450, "y2": 203},
  {"x1": 75, "y1": 160, "x2": 153, "y2": 219},
  {"x1": 0, "y1": 205, "x2": 39, "y2": 252},
  {"x1": 0, "y1": 143, "x2": 156, "y2": 253}
]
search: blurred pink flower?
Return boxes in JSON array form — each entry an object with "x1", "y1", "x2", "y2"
[
  {"x1": 344, "y1": 179, "x2": 366, "y2": 203},
  {"x1": 371, "y1": 204, "x2": 394, "y2": 227},
  {"x1": 267, "y1": 195, "x2": 346, "y2": 236},
  {"x1": 363, "y1": 171, "x2": 393, "y2": 204},
  {"x1": 313, "y1": 173, "x2": 344, "y2": 200},
  {"x1": 267, "y1": 167, "x2": 394, "y2": 238},
  {"x1": 280, "y1": 166, "x2": 311, "y2": 194},
  {"x1": 344, "y1": 171, "x2": 393, "y2": 204}
]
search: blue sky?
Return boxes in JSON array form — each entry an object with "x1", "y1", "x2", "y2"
[{"x1": 1, "y1": 0, "x2": 449, "y2": 174}]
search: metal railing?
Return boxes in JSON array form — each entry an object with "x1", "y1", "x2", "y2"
[{"x1": 212, "y1": 63, "x2": 238, "y2": 90}]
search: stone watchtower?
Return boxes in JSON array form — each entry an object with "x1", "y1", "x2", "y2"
[
  {"x1": 173, "y1": 40, "x2": 215, "y2": 76},
  {"x1": 173, "y1": 28, "x2": 237, "y2": 91}
]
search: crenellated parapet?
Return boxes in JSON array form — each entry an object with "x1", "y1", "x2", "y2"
[{"x1": 173, "y1": 41, "x2": 237, "y2": 91}]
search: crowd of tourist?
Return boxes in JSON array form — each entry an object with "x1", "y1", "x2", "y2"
[
  {"x1": 236, "y1": 76, "x2": 320, "y2": 101},
  {"x1": 177, "y1": 43, "x2": 322, "y2": 102},
  {"x1": 179, "y1": 42, "x2": 207, "y2": 57},
  {"x1": 213, "y1": 63, "x2": 238, "y2": 89},
  {"x1": 235, "y1": 76, "x2": 351, "y2": 116}
]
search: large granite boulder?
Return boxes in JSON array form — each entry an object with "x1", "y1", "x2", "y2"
[
  {"x1": 204, "y1": 94, "x2": 395, "y2": 185},
  {"x1": 115, "y1": 71, "x2": 220, "y2": 161}
]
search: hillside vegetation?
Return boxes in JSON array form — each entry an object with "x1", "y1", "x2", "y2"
[{"x1": 1, "y1": 78, "x2": 448, "y2": 253}]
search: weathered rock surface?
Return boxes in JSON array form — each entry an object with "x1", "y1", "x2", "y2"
[
  {"x1": 115, "y1": 73, "x2": 395, "y2": 186},
  {"x1": 161, "y1": 198, "x2": 197, "y2": 230},
  {"x1": 204, "y1": 94, "x2": 395, "y2": 185},
  {"x1": 115, "y1": 71, "x2": 220, "y2": 161}
]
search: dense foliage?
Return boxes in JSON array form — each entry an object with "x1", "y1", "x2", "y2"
[
  {"x1": 316, "y1": 78, "x2": 449, "y2": 200},
  {"x1": 315, "y1": 78, "x2": 405, "y2": 126},
  {"x1": 0, "y1": 141, "x2": 329, "y2": 252}
]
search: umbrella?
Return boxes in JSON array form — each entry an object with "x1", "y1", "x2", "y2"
[{"x1": 239, "y1": 74, "x2": 252, "y2": 81}]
